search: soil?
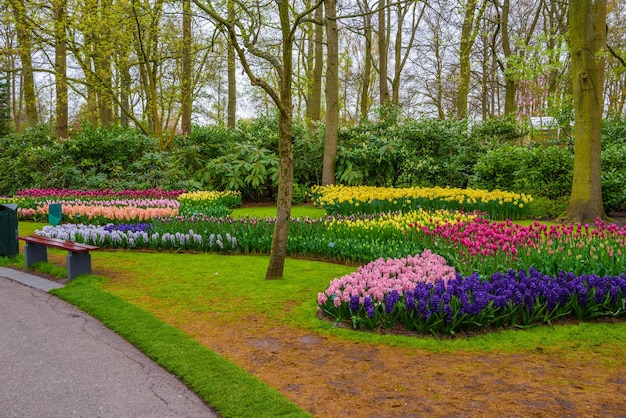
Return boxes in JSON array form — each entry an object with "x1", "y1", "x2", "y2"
[
  {"x1": 30, "y1": 215, "x2": 626, "y2": 417},
  {"x1": 174, "y1": 316, "x2": 625, "y2": 417}
]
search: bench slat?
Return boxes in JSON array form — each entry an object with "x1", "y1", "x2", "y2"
[{"x1": 19, "y1": 235, "x2": 100, "y2": 252}]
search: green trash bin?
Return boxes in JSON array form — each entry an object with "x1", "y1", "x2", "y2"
[{"x1": 0, "y1": 203, "x2": 18, "y2": 257}]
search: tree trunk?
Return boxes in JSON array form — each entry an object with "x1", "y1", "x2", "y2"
[
  {"x1": 311, "y1": 4, "x2": 324, "y2": 122},
  {"x1": 378, "y1": 0, "x2": 390, "y2": 104},
  {"x1": 456, "y1": 0, "x2": 477, "y2": 119},
  {"x1": 119, "y1": 58, "x2": 131, "y2": 127},
  {"x1": 359, "y1": 0, "x2": 372, "y2": 120},
  {"x1": 562, "y1": 0, "x2": 607, "y2": 223},
  {"x1": 53, "y1": 0, "x2": 68, "y2": 138},
  {"x1": 227, "y1": 0, "x2": 236, "y2": 128},
  {"x1": 500, "y1": 0, "x2": 516, "y2": 116},
  {"x1": 265, "y1": 0, "x2": 294, "y2": 280},
  {"x1": 96, "y1": 0, "x2": 113, "y2": 127},
  {"x1": 322, "y1": 0, "x2": 338, "y2": 185},
  {"x1": 12, "y1": 0, "x2": 38, "y2": 128},
  {"x1": 181, "y1": 0, "x2": 192, "y2": 134}
]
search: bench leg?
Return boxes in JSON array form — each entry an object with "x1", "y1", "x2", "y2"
[
  {"x1": 67, "y1": 252, "x2": 91, "y2": 280},
  {"x1": 23, "y1": 242, "x2": 48, "y2": 267}
]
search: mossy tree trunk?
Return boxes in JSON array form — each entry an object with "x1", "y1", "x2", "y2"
[
  {"x1": 322, "y1": 0, "x2": 338, "y2": 186},
  {"x1": 562, "y1": 0, "x2": 607, "y2": 223}
]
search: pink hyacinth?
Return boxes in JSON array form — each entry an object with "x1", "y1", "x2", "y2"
[{"x1": 321, "y1": 249, "x2": 456, "y2": 305}]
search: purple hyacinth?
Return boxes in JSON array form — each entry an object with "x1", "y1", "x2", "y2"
[
  {"x1": 349, "y1": 295, "x2": 360, "y2": 312},
  {"x1": 364, "y1": 296, "x2": 375, "y2": 319},
  {"x1": 405, "y1": 290, "x2": 415, "y2": 312},
  {"x1": 385, "y1": 290, "x2": 401, "y2": 314}
]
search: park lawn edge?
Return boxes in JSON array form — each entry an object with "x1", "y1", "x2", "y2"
[{"x1": 50, "y1": 275, "x2": 311, "y2": 418}]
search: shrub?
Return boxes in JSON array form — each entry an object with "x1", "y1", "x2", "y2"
[
  {"x1": 204, "y1": 142, "x2": 279, "y2": 201},
  {"x1": 602, "y1": 116, "x2": 626, "y2": 147},
  {"x1": 472, "y1": 145, "x2": 527, "y2": 193},
  {"x1": 472, "y1": 144, "x2": 573, "y2": 201},
  {"x1": 602, "y1": 143, "x2": 626, "y2": 213},
  {"x1": 470, "y1": 114, "x2": 527, "y2": 143}
]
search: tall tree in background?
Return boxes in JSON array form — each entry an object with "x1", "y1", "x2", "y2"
[
  {"x1": 562, "y1": 0, "x2": 607, "y2": 223},
  {"x1": 8, "y1": 0, "x2": 38, "y2": 128},
  {"x1": 358, "y1": 0, "x2": 373, "y2": 120},
  {"x1": 378, "y1": 0, "x2": 390, "y2": 104},
  {"x1": 311, "y1": 3, "x2": 324, "y2": 122},
  {"x1": 456, "y1": 0, "x2": 486, "y2": 119},
  {"x1": 181, "y1": 0, "x2": 193, "y2": 134},
  {"x1": 492, "y1": 0, "x2": 543, "y2": 116},
  {"x1": 390, "y1": 1, "x2": 423, "y2": 106},
  {"x1": 53, "y1": 0, "x2": 68, "y2": 138},
  {"x1": 0, "y1": 74, "x2": 11, "y2": 135},
  {"x1": 226, "y1": 0, "x2": 236, "y2": 127},
  {"x1": 322, "y1": 0, "x2": 338, "y2": 185}
]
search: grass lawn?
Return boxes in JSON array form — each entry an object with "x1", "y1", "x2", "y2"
[{"x1": 5, "y1": 218, "x2": 626, "y2": 416}]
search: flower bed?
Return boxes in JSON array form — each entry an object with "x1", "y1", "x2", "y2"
[
  {"x1": 17, "y1": 187, "x2": 184, "y2": 199},
  {"x1": 319, "y1": 264, "x2": 626, "y2": 335},
  {"x1": 16, "y1": 201, "x2": 180, "y2": 224},
  {"x1": 311, "y1": 184, "x2": 532, "y2": 220},
  {"x1": 412, "y1": 217, "x2": 626, "y2": 277},
  {"x1": 36, "y1": 223, "x2": 237, "y2": 252},
  {"x1": 4, "y1": 188, "x2": 243, "y2": 224},
  {"x1": 177, "y1": 190, "x2": 242, "y2": 217}
]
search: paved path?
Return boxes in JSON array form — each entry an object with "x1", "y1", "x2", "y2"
[{"x1": 0, "y1": 268, "x2": 219, "y2": 417}]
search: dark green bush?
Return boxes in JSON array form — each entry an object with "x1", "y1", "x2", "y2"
[
  {"x1": 471, "y1": 114, "x2": 527, "y2": 143},
  {"x1": 472, "y1": 145, "x2": 528, "y2": 192},
  {"x1": 601, "y1": 142, "x2": 626, "y2": 213},
  {"x1": 602, "y1": 116, "x2": 626, "y2": 147},
  {"x1": 204, "y1": 141, "x2": 279, "y2": 201},
  {"x1": 517, "y1": 146, "x2": 573, "y2": 200},
  {"x1": 0, "y1": 125, "x2": 58, "y2": 195}
]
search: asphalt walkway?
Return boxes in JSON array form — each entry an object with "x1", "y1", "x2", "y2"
[{"x1": 0, "y1": 267, "x2": 219, "y2": 417}]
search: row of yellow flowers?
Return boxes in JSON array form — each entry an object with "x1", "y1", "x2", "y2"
[
  {"x1": 311, "y1": 184, "x2": 533, "y2": 220},
  {"x1": 326, "y1": 209, "x2": 477, "y2": 233}
]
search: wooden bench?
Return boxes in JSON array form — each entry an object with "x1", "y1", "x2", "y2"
[{"x1": 19, "y1": 235, "x2": 100, "y2": 281}]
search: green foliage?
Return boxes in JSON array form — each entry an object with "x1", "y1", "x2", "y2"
[
  {"x1": 396, "y1": 118, "x2": 471, "y2": 188},
  {"x1": 602, "y1": 142, "x2": 626, "y2": 213},
  {"x1": 526, "y1": 196, "x2": 568, "y2": 220},
  {"x1": 472, "y1": 145, "x2": 527, "y2": 192},
  {"x1": 204, "y1": 142, "x2": 279, "y2": 201},
  {"x1": 472, "y1": 144, "x2": 573, "y2": 201},
  {"x1": 470, "y1": 114, "x2": 527, "y2": 143},
  {"x1": 2, "y1": 114, "x2": 626, "y2": 212},
  {"x1": 601, "y1": 116, "x2": 626, "y2": 147},
  {"x1": 516, "y1": 146, "x2": 573, "y2": 200},
  {"x1": 167, "y1": 125, "x2": 238, "y2": 189},
  {"x1": 0, "y1": 125, "x2": 57, "y2": 195},
  {"x1": 292, "y1": 119, "x2": 323, "y2": 186}
]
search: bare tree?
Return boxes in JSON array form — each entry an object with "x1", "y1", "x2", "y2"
[{"x1": 193, "y1": 0, "x2": 324, "y2": 279}]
